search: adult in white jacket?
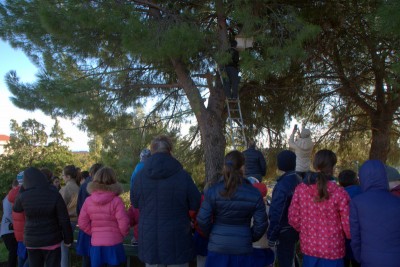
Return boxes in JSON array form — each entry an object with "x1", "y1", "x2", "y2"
[{"x1": 289, "y1": 126, "x2": 314, "y2": 176}]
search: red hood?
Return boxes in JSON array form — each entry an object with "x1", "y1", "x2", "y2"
[{"x1": 7, "y1": 186, "x2": 21, "y2": 203}]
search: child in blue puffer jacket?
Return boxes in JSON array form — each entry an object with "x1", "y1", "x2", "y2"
[{"x1": 197, "y1": 150, "x2": 268, "y2": 267}]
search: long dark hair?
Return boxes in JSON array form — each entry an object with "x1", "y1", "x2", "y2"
[
  {"x1": 220, "y1": 150, "x2": 245, "y2": 198},
  {"x1": 312, "y1": 149, "x2": 337, "y2": 202}
]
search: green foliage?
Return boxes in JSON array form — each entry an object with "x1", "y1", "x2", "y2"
[
  {"x1": 3, "y1": 0, "x2": 400, "y2": 174},
  {"x1": 0, "y1": 240, "x2": 7, "y2": 263},
  {"x1": 0, "y1": 118, "x2": 92, "y2": 196}
]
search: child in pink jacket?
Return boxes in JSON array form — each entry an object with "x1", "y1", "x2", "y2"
[
  {"x1": 288, "y1": 149, "x2": 350, "y2": 267},
  {"x1": 78, "y1": 167, "x2": 130, "y2": 267}
]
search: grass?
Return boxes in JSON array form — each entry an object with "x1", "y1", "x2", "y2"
[{"x1": 0, "y1": 240, "x2": 8, "y2": 263}]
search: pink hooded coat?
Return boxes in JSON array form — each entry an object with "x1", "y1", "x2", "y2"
[
  {"x1": 288, "y1": 181, "x2": 350, "y2": 259},
  {"x1": 78, "y1": 182, "x2": 129, "y2": 246}
]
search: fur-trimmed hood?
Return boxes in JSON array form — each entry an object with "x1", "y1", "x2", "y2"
[
  {"x1": 87, "y1": 182, "x2": 124, "y2": 205},
  {"x1": 87, "y1": 181, "x2": 123, "y2": 195}
]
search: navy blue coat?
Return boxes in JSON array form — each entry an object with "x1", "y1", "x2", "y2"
[
  {"x1": 132, "y1": 153, "x2": 201, "y2": 265},
  {"x1": 76, "y1": 176, "x2": 92, "y2": 216},
  {"x1": 350, "y1": 160, "x2": 400, "y2": 267},
  {"x1": 267, "y1": 171, "x2": 301, "y2": 242},
  {"x1": 196, "y1": 179, "x2": 268, "y2": 255},
  {"x1": 243, "y1": 147, "x2": 267, "y2": 178}
]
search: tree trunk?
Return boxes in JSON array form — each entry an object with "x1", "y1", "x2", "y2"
[
  {"x1": 171, "y1": 59, "x2": 226, "y2": 182},
  {"x1": 369, "y1": 115, "x2": 393, "y2": 162},
  {"x1": 198, "y1": 111, "x2": 226, "y2": 182}
]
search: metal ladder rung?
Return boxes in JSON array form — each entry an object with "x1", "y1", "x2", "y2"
[{"x1": 226, "y1": 98, "x2": 247, "y2": 150}]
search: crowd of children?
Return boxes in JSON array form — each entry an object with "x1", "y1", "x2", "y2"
[{"x1": 1, "y1": 135, "x2": 400, "y2": 267}]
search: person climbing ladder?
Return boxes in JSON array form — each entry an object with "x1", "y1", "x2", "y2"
[{"x1": 223, "y1": 40, "x2": 240, "y2": 99}]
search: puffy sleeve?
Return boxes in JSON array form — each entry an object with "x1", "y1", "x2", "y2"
[
  {"x1": 78, "y1": 198, "x2": 92, "y2": 235},
  {"x1": 56, "y1": 194, "x2": 73, "y2": 244},
  {"x1": 267, "y1": 186, "x2": 286, "y2": 242},
  {"x1": 288, "y1": 186, "x2": 302, "y2": 232},
  {"x1": 196, "y1": 190, "x2": 214, "y2": 236},
  {"x1": 251, "y1": 195, "x2": 268, "y2": 242},
  {"x1": 114, "y1": 197, "x2": 130, "y2": 237},
  {"x1": 187, "y1": 173, "x2": 201, "y2": 212}
]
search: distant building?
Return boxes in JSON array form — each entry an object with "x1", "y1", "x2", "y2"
[{"x1": 0, "y1": 134, "x2": 10, "y2": 155}]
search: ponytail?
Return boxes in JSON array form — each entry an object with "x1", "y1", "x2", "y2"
[
  {"x1": 220, "y1": 151, "x2": 245, "y2": 198},
  {"x1": 312, "y1": 149, "x2": 337, "y2": 202},
  {"x1": 315, "y1": 172, "x2": 329, "y2": 202}
]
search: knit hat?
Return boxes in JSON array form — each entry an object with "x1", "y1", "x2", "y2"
[
  {"x1": 277, "y1": 150, "x2": 296, "y2": 172},
  {"x1": 140, "y1": 148, "x2": 151, "y2": 162},
  {"x1": 385, "y1": 165, "x2": 400, "y2": 182},
  {"x1": 16, "y1": 171, "x2": 24, "y2": 185},
  {"x1": 253, "y1": 182, "x2": 268, "y2": 198},
  {"x1": 300, "y1": 128, "x2": 311, "y2": 138}
]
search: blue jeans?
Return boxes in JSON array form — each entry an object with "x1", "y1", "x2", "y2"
[{"x1": 277, "y1": 227, "x2": 299, "y2": 267}]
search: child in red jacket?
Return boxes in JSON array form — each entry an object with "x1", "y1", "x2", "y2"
[
  {"x1": 127, "y1": 205, "x2": 139, "y2": 244},
  {"x1": 8, "y1": 171, "x2": 28, "y2": 267}
]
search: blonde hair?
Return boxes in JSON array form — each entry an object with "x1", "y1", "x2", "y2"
[{"x1": 93, "y1": 167, "x2": 117, "y2": 185}]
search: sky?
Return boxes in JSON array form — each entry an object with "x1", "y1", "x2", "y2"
[{"x1": 0, "y1": 40, "x2": 89, "y2": 151}]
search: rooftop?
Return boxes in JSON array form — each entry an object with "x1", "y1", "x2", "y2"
[{"x1": 0, "y1": 134, "x2": 10, "y2": 141}]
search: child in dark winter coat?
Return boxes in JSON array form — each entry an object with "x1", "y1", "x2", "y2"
[
  {"x1": 13, "y1": 167, "x2": 73, "y2": 267},
  {"x1": 338, "y1": 170, "x2": 361, "y2": 267},
  {"x1": 197, "y1": 150, "x2": 268, "y2": 267},
  {"x1": 267, "y1": 150, "x2": 301, "y2": 267},
  {"x1": 78, "y1": 167, "x2": 130, "y2": 267},
  {"x1": 350, "y1": 160, "x2": 400, "y2": 267}
]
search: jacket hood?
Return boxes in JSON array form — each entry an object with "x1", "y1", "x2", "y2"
[
  {"x1": 87, "y1": 181, "x2": 123, "y2": 195},
  {"x1": 7, "y1": 186, "x2": 21, "y2": 203},
  {"x1": 23, "y1": 167, "x2": 48, "y2": 189},
  {"x1": 359, "y1": 160, "x2": 389, "y2": 192},
  {"x1": 88, "y1": 191, "x2": 118, "y2": 205},
  {"x1": 277, "y1": 150, "x2": 296, "y2": 171},
  {"x1": 300, "y1": 128, "x2": 311, "y2": 138},
  {"x1": 142, "y1": 152, "x2": 183, "y2": 180},
  {"x1": 385, "y1": 165, "x2": 400, "y2": 182}
]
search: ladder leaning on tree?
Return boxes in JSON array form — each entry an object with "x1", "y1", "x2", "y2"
[
  {"x1": 216, "y1": 62, "x2": 247, "y2": 150},
  {"x1": 226, "y1": 98, "x2": 247, "y2": 150}
]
